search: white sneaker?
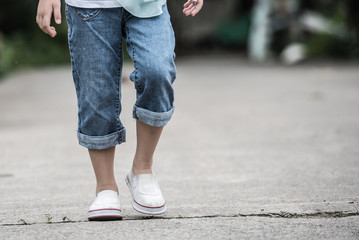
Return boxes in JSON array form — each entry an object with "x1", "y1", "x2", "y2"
[
  {"x1": 88, "y1": 190, "x2": 123, "y2": 221},
  {"x1": 125, "y1": 170, "x2": 166, "y2": 215}
]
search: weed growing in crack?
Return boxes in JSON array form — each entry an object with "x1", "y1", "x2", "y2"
[{"x1": 45, "y1": 214, "x2": 54, "y2": 224}]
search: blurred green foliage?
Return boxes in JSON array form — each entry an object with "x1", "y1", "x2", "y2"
[
  {"x1": 305, "y1": 33, "x2": 359, "y2": 59},
  {"x1": 304, "y1": 1, "x2": 359, "y2": 59},
  {"x1": 0, "y1": 30, "x2": 70, "y2": 77},
  {"x1": 0, "y1": 0, "x2": 69, "y2": 78}
]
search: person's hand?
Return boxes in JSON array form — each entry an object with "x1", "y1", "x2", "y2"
[
  {"x1": 183, "y1": 0, "x2": 203, "y2": 16},
  {"x1": 36, "y1": 0, "x2": 62, "y2": 37}
]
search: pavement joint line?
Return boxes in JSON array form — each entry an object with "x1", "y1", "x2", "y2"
[{"x1": 2, "y1": 211, "x2": 359, "y2": 227}]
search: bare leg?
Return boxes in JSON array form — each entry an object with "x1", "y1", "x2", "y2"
[
  {"x1": 132, "y1": 120, "x2": 164, "y2": 175},
  {"x1": 89, "y1": 146, "x2": 118, "y2": 195}
]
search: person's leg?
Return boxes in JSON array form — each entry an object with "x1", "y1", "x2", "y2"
[
  {"x1": 123, "y1": 4, "x2": 176, "y2": 129},
  {"x1": 132, "y1": 121, "x2": 163, "y2": 175},
  {"x1": 123, "y1": 4, "x2": 176, "y2": 215},
  {"x1": 66, "y1": 5, "x2": 125, "y2": 177},
  {"x1": 66, "y1": 5, "x2": 124, "y2": 220},
  {"x1": 123, "y1": 4, "x2": 176, "y2": 176},
  {"x1": 89, "y1": 146, "x2": 118, "y2": 194},
  {"x1": 66, "y1": 5, "x2": 126, "y2": 150},
  {"x1": 125, "y1": 120, "x2": 167, "y2": 215}
]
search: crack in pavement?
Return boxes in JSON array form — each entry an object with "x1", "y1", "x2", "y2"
[{"x1": 1, "y1": 211, "x2": 359, "y2": 227}]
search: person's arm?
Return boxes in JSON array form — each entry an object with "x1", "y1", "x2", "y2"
[
  {"x1": 36, "y1": 0, "x2": 62, "y2": 37},
  {"x1": 183, "y1": 0, "x2": 204, "y2": 16}
]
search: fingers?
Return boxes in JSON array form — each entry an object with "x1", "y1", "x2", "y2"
[
  {"x1": 189, "y1": 5, "x2": 202, "y2": 16},
  {"x1": 183, "y1": 1, "x2": 196, "y2": 16},
  {"x1": 183, "y1": 0, "x2": 203, "y2": 17},
  {"x1": 38, "y1": 14, "x2": 57, "y2": 37},
  {"x1": 183, "y1": 1, "x2": 192, "y2": 8},
  {"x1": 183, "y1": 4, "x2": 194, "y2": 15},
  {"x1": 53, "y1": 1, "x2": 62, "y2": 24},
  {"x1": 36, "y1": 0, "x2": 61, "y2": 37}
]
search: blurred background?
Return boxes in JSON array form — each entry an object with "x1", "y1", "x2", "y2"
[
  {"x1": 1, "y1": 0, "x2": 359, "y2": 230},
  {"x1": 1, "y1": 0, "x2": 359, "y2": 78}
]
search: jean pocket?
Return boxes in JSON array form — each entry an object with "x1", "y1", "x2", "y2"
[{"x1": 74, "y1": 7, "x2": 101, "y2": 21}]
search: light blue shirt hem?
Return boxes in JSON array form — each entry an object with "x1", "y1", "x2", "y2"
[{"x1": 117, "y1": 0, "x2": 167, "y2": 18}]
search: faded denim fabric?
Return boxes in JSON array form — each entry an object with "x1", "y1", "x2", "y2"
[{"x1": 66, "y1": 4, "x2": 176, "y2": 149}]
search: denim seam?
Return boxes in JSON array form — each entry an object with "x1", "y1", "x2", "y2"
[
  {"x1": 66, "y1": 5, "x2": 83, "y2": 130},
  {"x1": 124, "y1": 22, "x2": 140, "y2": 93},
  {"x1": 125, "y1": 23, "x2": 138, "y2": 121},
  {"x1": 116, "y1": 39, "x2": 122, "y2": 133}
]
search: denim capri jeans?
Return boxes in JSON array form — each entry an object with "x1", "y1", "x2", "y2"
[{"x1": 65, "y1": 4, "x2": 176, "y2": 150}]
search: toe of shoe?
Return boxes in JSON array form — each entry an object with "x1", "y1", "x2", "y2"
[{"x1": 134, "y1": 194, "x2": 165, "y2": 208}]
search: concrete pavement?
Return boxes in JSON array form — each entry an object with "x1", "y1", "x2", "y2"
[{"x1": 0, "y1": 56, "x2": 358, "y2": 239}]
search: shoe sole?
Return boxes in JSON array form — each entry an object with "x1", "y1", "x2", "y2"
[
  {"x1": 125, "y1": 175, "x2": 166, "y2": 215},
  {"x1": 88, "y1": 209, "x2": 123, "y2": 221}
]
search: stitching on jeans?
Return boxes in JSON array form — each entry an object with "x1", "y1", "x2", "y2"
[
  {"x1": 125, "y1": 24, "x2": 140, "y2": 91},
  {"x1": 115, "y1": 9, "x2": 123, "y2": 135},
  {"x1": 66, "y1": 6, "x2": 83, "y2": 130},
  {"x1": 74, "y1": 8, "x2": 101, "y2": 21},
  {"x1": 116, "y1": 38, "x2": 122, "y2": 134},
  {"x1": 124, "y1": 23, "x2": 140, "y2": 120}
]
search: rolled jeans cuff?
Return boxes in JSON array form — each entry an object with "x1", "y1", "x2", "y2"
[
  {"x1": 77, "y1": 128, "x2": 126, "y2": 150},
  {"x1": 133, "y1": 106, "x2": 174, "y2": 127}
]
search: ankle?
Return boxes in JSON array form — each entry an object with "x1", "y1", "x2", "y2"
[
  {"x1": 132, "y1": 167, "x2": 153, "y2": 175},
  {"x1": 96, "y1": 184, "x2": 118, "y2": 195},
  {"x1": 132, "y1": 157, "x2": 153, "y2": 175}
]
